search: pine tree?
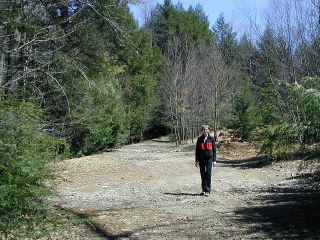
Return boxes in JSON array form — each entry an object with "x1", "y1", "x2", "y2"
[{"x1": 213, "y1": 14, "x2": 238, "y2": 66}]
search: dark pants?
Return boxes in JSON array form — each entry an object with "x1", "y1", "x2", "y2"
[{"x1": 199, "y1": 158, "x2": 213, "y2": 193}]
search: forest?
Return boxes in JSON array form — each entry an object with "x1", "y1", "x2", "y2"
[{"x1": 0, "y1": 0, "x2": 320, "y2": 237}]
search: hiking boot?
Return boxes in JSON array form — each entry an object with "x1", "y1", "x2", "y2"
[
  {"x1": 204, "y1": 192, "x2": 210, "y2": 197},
  {"x1": 200, "y1": 192, "x2": 205, "y2": 196}
]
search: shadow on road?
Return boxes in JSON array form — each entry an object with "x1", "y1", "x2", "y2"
[
  {"x1": 219, "y1": 151, "x2": 319, "y2": 169},
  {"x1": 56, "y1": 205, "x2": 133, "y2": 240},
  {"x1": 217, "y1": 156, "x2": 271, "y2": 168},
  {"x1": 234, "y1": 172, "x2": 320, "y2": 239},
  {"x1": 163, "y1": 192, "x2": 201, "y2": 197}
]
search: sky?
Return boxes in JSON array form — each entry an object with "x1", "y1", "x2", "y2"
[{"x1": 129, "y1": 0, "x2": 269, "y2": 36}]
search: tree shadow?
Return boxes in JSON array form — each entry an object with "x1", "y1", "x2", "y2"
[
  {"x1": 219, "y1": 151, "x2": 319, "y2": 169},
  {"x1": 217, "y1": 156, "x2": 271, "y2": 168},
  {"x1": 56, "y1": 205, "x2": 133, "y2": 239},
  {"x1": 234, "y1": 171, "x2": 320, "y2": 239},
  {"x1": 163, "y1": 192, "x2": 202, "y2": 197}
]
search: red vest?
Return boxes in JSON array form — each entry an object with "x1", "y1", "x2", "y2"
[{"x1": 200, "y1": 141, "x2": 213, "y2": 151}]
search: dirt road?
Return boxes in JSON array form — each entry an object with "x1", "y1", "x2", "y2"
[{"x1": 52, "y1": 140, "x2": 320, "y2": 239}]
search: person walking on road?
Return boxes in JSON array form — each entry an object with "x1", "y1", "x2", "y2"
[{"x1": 195, "y1": 125, "x2": 217, "y2": 196}]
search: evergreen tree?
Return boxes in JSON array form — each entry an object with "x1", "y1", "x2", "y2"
[
  {"x1": 238, "y1": 34, "x2": 256, "y2": 77},
  {"x1": 146, "y1": 1, "x2": 214, "y2": 56},
  {"x1": 254, "y1": 26, "x2": 280, "y2": 85},
  {"x1": 212, "y1": 14, "x2": 238, "y2": 65},
  {"x1": 233, "y1": 78, "x2": 261, "y2": 139},
  {"x1": 300, "y1": 37, "x2": 320, "y2": 76},
  {"x1": 0, "y1": 101, "x2": 67, "y2": 236}
]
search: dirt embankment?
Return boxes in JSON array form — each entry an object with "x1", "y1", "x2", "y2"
[{"x1": 51, "y1": 138, "x2": 320, "y2": 239}]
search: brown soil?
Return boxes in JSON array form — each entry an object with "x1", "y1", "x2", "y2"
[{"x1": 50, "y1": 136, "x2": 320, "y2": 239}]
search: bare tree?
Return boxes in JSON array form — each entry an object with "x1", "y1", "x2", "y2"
[
  {"x1": 162, "y1": 39, "x2": 238, "y2": 144},
  {"x1": 187, "y1": 46, "x2": 238, "y2": 133}
]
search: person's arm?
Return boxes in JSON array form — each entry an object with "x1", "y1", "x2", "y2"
[
  {"x1": 195, "y1": 138, "x2": 200, "y2": 167},
  {"x1": 212, "y1": 137, "x2": 217, "y2": 164}
]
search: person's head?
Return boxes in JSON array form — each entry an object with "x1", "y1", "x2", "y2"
[{"x1": 201, "y1": 125, "x2": 210, "y2": 136}]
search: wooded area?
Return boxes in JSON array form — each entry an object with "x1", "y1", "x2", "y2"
[{"x1": 0, "y1": 0, "x2": 320, "y2": 237}]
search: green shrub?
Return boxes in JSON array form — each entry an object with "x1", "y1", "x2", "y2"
[
  {"x1": 233, "y1": 79, "x2": 263, "y2": 139},
  {"x1": 250, "y1": 78, "x2": 320, "y2": 159},
  {"x1": 0, "y1": 101, "x2": 66, "y2": 237},
  {"x1": 68, "y1": 55, "x2": 130, "y2": 156},
  {"x1": 288, "y1": 82, "x2": 320, "y2": 146},
  {"x1": 252, "y1": 123, "x2": 299, "y2": 157}
]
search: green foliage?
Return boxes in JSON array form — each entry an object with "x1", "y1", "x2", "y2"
[
  {"x1": 299, "y1": 38, "x2": 320, "y2": 76},
  {"x1": 287, "y1": 80, "x2": 320, "y2": 145},
  {"x1": 81, "y1": 2, "x2": 161, "y2": 143},
  {"x1": 238, "y1": 34, "x2": 256, "y2": 75},
  {"x1": 258, "y1": 85, "x2": 281, "y2": 125},
  {"x1": 253, "y1": 26, "x2": 282, "y2": 88},
  {"x1": 299, "y1": 76, "x2": 320, "y2": 90},
  {"x1": 79, "y1": 82, "x2": 129, "y2": 155},
  {"x1": 253, "y1": 123, "x2": 299, "y2": 157},
  {"x1": 146, "y1": 1, "x2": 214, "y2": 54},
  {"x1": 0, "y1": 101, "x2": 65, "y2": 235},
  {"x1": 250, "y1": 77, "x2": 320, "y2": 157},
  {"x1": 213, "y1": 14, "x2": 238, "y2": 65},
  {"x1": 67, "y1": 55, "x2": 129, "y2": 155},
  {"x1": 118, "y1": 30, "x2": 160, "y2": 142},
  {"x1": 233, "y1": 79, "x2": 262, "y2": 139}
]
